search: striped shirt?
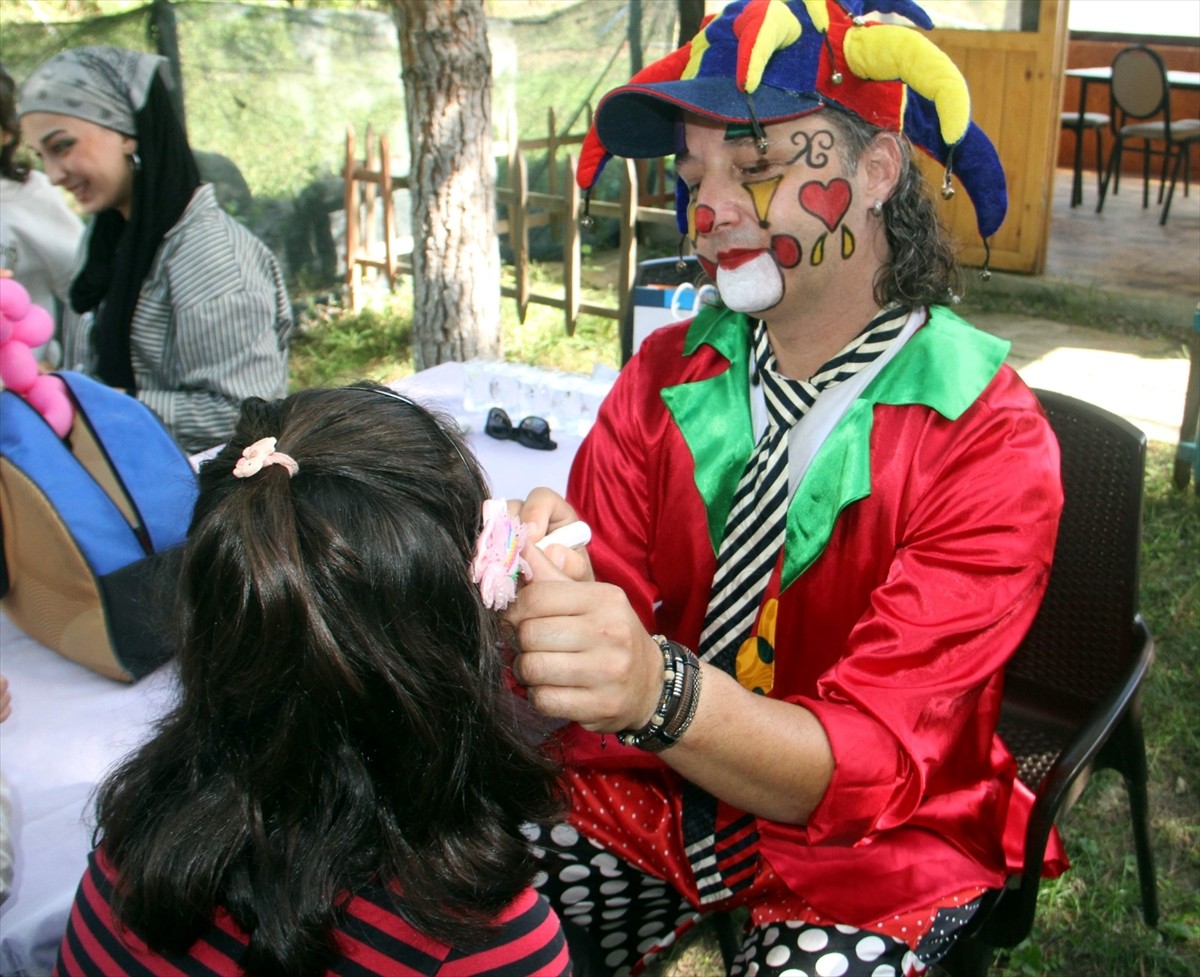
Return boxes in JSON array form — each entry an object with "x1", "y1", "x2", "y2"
[
  {"x1": 55, "y1": 848, "x2": 572, "y2": 977},
  {"x1": 64, "y1": 184, "x2": 293, "y2": 453}
]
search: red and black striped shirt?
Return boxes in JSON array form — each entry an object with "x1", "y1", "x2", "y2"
[{"x1": 55, "y1": 848, "x2": 571, "y2": 977}]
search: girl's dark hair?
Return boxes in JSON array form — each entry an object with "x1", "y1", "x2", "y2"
[
  {"x1": 0, "y1": 64, "x2": 30, "y2": 183},
  {"x1": 825, "y1": 105, "x2": 963, "y2": 309},
  {"x1": 93, "y1": 382, "x2": 562, "y2": 974}
]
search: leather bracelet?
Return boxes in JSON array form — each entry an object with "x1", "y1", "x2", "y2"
[{"x1": 617, "y1": 636, "x2": 702, "y2": 752}]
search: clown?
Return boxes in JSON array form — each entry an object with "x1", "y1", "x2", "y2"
[{"x1": 507, "y1": 2, "x2": 1065, "y2": 975}]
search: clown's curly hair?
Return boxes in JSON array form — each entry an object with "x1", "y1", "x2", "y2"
[{"x1": 827, "y1": 105, "x2": 963, "y2": 310}]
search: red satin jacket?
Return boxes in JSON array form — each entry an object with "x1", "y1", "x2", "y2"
[{"x1": 562, "y1": 305, "x2": 1068, "y2": 925}]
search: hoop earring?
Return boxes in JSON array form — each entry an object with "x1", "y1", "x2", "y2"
[
  {"x1": 870, "y1": 198, "x2": 883, "y2": 218},
  {"x1": 128, "y1": 152, "x2": 142, "y2": 173}
]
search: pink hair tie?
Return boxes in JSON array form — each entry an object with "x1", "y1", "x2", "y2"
[
  {"x1": 232, "y1": 437, "x2": 299, "y2": 479},
  {"x1": 471, "y1": 498, "x2": 532, "y2": 610}
]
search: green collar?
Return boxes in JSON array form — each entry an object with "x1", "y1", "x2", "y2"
[{"x1": 662, "y1": 305, "x2": 1010, "y2": 589}]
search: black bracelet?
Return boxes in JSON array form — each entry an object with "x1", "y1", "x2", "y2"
[{"x1": 617, "y1": 635, "x2": 702, "y2": 752}]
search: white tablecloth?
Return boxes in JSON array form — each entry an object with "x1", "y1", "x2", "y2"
[{"x1": 0, "y1": 361, "x2": 596, "y2": 976}]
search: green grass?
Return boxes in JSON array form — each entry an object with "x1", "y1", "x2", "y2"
[{"x1": 289, "y1": 277, "x2": 1199, "y2": 977}]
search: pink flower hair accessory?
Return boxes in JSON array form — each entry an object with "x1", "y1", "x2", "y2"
[
  {"x1": 471, "y1": 498, "x2": 532, "y2": 611},
  {"x1": 232, "y1": 437, "x2": 299, "y2": 479}
]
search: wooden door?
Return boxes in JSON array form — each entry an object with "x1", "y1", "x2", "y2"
[{"x1": 916, "y1": 0, "x2": 1070, "y2": 274}]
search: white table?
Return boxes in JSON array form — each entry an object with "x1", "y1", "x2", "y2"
[{"x1": 0, "y1": 361, "x2": 597, "y2": 976}]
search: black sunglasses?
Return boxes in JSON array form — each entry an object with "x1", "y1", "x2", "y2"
[{"x1": 485, "y1": 407, "x2": 557, "y2": 451}]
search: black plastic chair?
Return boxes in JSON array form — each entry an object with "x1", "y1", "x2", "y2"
[
  {"x1": 1060, "y1": 110, "x2": 1110, "y2": 208},
  {"x1": 1096, "y1": 45, "x2": 1200, "y2": 225},
  {"x1": 942, "y1": 388, "x2": 1158, "y2": 977}
]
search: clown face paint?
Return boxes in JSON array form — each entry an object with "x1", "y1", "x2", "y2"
[
  {"x1": 677, "y1": 113, "x2": 864, "y2": 321},
  {"x1": 715, "y1": 250, "x2": 783, "y2": 313}
]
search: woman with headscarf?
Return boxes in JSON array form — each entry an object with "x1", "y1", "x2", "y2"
[{"x1": 19, "y1": 46, "x2": 291, "y2": 452}]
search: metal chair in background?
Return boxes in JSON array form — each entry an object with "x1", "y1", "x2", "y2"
[
  {"x1": 1096, "y1": 45, "x2": 1200, "y2": 225},
  {"x1": 942, "y1": 389, "x2": 1159, "y2": 977},
  {"x1": 1060, "y1": 109, "x2": 1110, "y2": 207}
]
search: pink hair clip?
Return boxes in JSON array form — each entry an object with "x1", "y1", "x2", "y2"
[
  {"x1": 232, "y1": 437, "x2": 299, "y2": 479},
  {"x1": 471, "y1": 498, "x2": 532, "y2": 610}
]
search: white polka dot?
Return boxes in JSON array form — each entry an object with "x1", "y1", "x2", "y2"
[
  {"x1": 559, "y1": 884, "x2": 589, "y2": 905},
  {"x1": 765, "y1": 944, "x2": 793, "y2": 967},
  {"x1": 779, "y1": 970, "x2": 809, "y2": 977},
  {"x1": 550, "y1": 824, "x2": 579, "y2": 846},
  {"x1": 558, "y1": 864, "x2": 590, "y2": 883},
  {"x1": 603, "y1": 949, "x2": 630, "y2": 968},
  {"x1": 798, "y1": 928, "x2": 829, "y2": 952},
  {"x1": 834, "y1": 924, "x2": 858, "y2": 934},
  {"x1": 762, "y1": 925, "x2": 781, "y2": 945},
  {"x1": 600, "y1": 932, "x2": 626, "y2": 949},
  {"x1": 599, "y1": 879, "x2": 629, "y2": 895},
  {"x1": 572, "y1": 913, "x2": 593, "y2": 926},
  {"x1": 520, "y1": 823, "x2": 541, "y2": 841},
  {"x1": 870, "y1": 965, "x2": 897, "y2": 977},
  {"x1": 602, "y1": 908, "x2": 625, "y2": 920},
  {"x1": 815, "y1": 951, "x2": 850, "y2": 977},
  {"x1": 590, "y1": 851, "x2": 621, "y2": 876},
  {"x1": 855, "y1": 935, "x2": 888, "y2": 962}
]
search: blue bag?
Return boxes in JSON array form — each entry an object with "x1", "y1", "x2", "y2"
[{"x1": 0, "y1": 372, "x2": 199, "y2": 681}]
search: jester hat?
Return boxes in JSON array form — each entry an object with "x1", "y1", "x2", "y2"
[{"x1": 576, "y1": 0, "x2": 1007, "y2": 242}]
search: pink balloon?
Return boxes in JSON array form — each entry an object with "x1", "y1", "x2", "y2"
[
  {"x1": 0, "y1": 278, "x2": 31, "y2": 322},
  {"x1": 11, "y1": 304, "x2": 53, "y2": 347},
  {"x1": 0, "y1": 317, "x2": 11, "y2": 344},
  {"x1": 0, "y1": 340, "x2": 38, "y2": 392},
  {"x1": 25, "y1": 374, "x2": 75, "y2": 438}
]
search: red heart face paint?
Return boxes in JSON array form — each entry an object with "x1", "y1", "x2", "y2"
[{"x1": 799, "y1": 178, "x2": 852, "y2": 232}]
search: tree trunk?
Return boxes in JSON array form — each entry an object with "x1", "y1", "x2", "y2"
[
  {"x1": 629, "y1": 0, "x2": 644, "y2": 76},
  {"x1": 677, "y1": 0, "x2": 706, "y2": 48},
  {"x1": 394, "y1": 0, "x2": 500, "y2": 370}
]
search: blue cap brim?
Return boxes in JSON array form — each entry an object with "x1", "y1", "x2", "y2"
[{"x1": 595, "y1": 78, "x2": 824, "y2": 159}]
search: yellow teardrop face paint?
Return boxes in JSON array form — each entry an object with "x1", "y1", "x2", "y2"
[
  {"x1": 810, "y1": 232, "x2": 826, "y2": 266},
  {"x1": 841, "y1": 225, "x2": 856, "y2": 259},
  {"x1": 742, "y1": 175, "x2": 783, "y2": 228}
]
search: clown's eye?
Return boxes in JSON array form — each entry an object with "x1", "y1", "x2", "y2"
[{"x1": 737, "y1": 159, "x2": 778, "y2": 180}]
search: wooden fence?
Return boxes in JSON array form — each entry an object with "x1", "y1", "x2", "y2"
[{"x1": 343, "y1": 111, "x2": 678, "y2": 334}]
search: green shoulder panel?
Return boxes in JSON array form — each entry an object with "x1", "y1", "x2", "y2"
[
  {"x1": 660, "y1": 305, "x2": 756, "y2": 554},
  {"x1": 780, "y1": 306, "x2": 1011, "y2": 588},
  {"x1": 658, "y1": 305, "x2": 1010, "y2": 577}
]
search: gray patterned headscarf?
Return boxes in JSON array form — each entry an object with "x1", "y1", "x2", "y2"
[{"x1": 17, "y1": 46, "x2": 166, "y2": 136}]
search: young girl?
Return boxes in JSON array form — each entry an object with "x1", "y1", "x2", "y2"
[
  {"x1": 18, "y1": 46, "x2": 291, "y2": 452},
  {"x1": 54, "y1": 383, "x2": 569, "y2": 976}
]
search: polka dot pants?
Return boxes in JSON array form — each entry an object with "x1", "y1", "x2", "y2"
[{"x1": 525, "y1": 821, "x2": 981, "y2": 977}]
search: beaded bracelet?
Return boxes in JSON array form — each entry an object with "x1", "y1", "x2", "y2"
[{"x1": 617, "y1": 635, "x2": 703, "y2": 752}]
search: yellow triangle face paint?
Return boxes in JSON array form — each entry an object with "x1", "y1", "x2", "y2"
[
  {"x1": 743, "y1": 175, "x2": 783, "y2": 228},
  {"x1": 841, "y1": 225, "x2": 855, "y2": 259},
  {"x1": 811, "y1": 232, "x2": 826, "y2": 266}
]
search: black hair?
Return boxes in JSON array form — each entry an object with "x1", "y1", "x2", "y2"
[
  {"x1": 824, "y1": 105, "x2": 962, "y2": 308},
  {"x1": 0, "y1": 64, "x2": 30, "y2": 183},
  {"x1": 92, "y1": 382, "x2": 562, "y2": 974}
]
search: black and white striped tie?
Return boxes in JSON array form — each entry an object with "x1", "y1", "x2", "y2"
[{"x1": 699, "y1": 324, "x2": 814, "y2": 673}]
